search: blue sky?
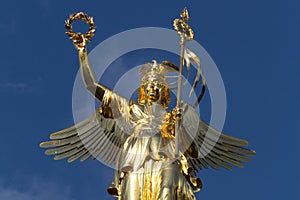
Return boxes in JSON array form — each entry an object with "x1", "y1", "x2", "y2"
[{"x1": 0, "y1": 0, "x2": 298, "y2": 200}]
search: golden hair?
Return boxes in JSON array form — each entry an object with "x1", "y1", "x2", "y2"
[
  {"x1": 160, "y1": 86, "x2": 170, "y2": 109},
  {"x1": 138, "y1": 86, "x2": 146, "y2": 105}
]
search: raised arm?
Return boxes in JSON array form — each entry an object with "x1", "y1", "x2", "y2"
[
  {"x1": 65, "y1": 12, "x2": 109, "y2": 102},
  {"x1": 73, "y1": 36, "x2": 107, "y2": 102}
]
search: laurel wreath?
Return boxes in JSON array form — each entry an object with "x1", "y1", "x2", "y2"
[{"x1": 65, "y1": 12, "x2": 96, "y2": 42}]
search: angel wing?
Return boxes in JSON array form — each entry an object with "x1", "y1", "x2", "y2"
[
  {"x1": 180, "y1": 103, "x2": 256, "y2": 172},
  {"x1": 40, "y1": 93, "x2": 130, "y2": 165},
  {"x1": 40, "y1": 93, "x2": 255, "y2": 172}
]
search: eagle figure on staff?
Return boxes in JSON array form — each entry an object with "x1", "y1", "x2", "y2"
[{"x1": 40, "y1": 8, "x2": 256, "y2": 200}]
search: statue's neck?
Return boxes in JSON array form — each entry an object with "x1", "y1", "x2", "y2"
[{"x1": 144, "y1": 101, "x2": 166, "y2": 117}]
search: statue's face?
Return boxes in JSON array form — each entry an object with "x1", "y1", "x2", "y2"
[{"x1": 144, "y1": 82, "x2": 162, "y2": 103}]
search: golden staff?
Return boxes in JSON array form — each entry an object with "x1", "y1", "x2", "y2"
[{"x1": 173, "y1": 8, "x2": 195, "y2": 156}]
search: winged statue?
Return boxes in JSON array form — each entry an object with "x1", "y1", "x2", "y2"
[{"x1": 40, "y1": 9, "x2": 256, "y2": 200}]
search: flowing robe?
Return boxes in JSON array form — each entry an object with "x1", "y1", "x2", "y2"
[{"x1": 105, "y1": 91, "x2": 196, "y2": 200}]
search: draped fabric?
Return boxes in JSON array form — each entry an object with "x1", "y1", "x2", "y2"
[
  {"x1": 40, "y1": 90, "x2": 255, "y2": 200},
  {"x1": 106, "y1": 91, "x2": 196, "y2": 199}
]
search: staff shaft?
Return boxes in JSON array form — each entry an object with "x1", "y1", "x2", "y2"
[{"x1": 175, "y1": 38, "x2": 185, "y2": 156}]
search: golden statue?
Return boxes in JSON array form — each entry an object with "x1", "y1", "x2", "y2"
[{"x1": 40, "y1": 8, "x2": 256, "y2": 200}]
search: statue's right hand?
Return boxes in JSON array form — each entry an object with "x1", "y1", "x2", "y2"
[{"x1": 72, "y1": 34, "x2": 86, "y2": 52}]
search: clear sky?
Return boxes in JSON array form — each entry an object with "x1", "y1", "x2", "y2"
[{"x1": 0, "y1": 0, "x2": 298, "y2": 200}]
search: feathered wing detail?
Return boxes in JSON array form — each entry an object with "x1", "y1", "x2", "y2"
[
  {"x1": 181, "y1": 103, "x2": 256, "y2": 172},
  {"x1": 40, "y1": 93, "x2": 130, "y2": 165},
  {"x1": 40, "y1": 93, "x2": 255, "y2": 172}
]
